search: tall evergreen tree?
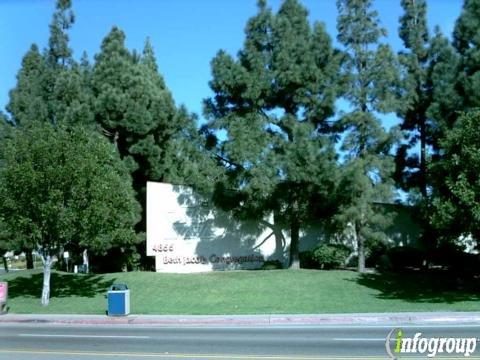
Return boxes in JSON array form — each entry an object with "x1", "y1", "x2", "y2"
[
  {"x1": 51, "y1": 58, "x2": 95, "y2": 127},
  {"x1": 453, "y1": 0, "x2": 480, "y2": 110},
  {"x1": 6, "y1": 44, "x2": 49, "y2": 126},
  {"x1": 45, "y1": 0, "x2": 95, "y2": 128},
  {"x1": 93, "y1": 28, "x2": 162, "y2": 235},
  {"x1": 426, "y1": 28, "x2": 462, "y2": 145},
  {"x1": 395, "y1": 2, "x2": 463, "y2": 252},
  {"x1": 92, "y1": 29, "x2": 207, "y2": 265},
  {"x1": 396, "y1": 2, "x2": 463, "y2": 200},
  {"x1": 420, "y1": 28, "x2": 463, "y2": 248},
  {"x1": 395, "y1": 0, "x2": 430, "y2": 197},
  {"x1": 336, "y1": 0, "x2": 399, "y2": 273},
  {"x1": 46, "y1": 0, "x2": 74, "y2": 67},
  {"x1": 43, "y1": 0, "x2": 76, "y2": 126},
  {"x1": 7, "y1": 0, "x2": 92, "y2": 128},
  {"x1": 205, "y1": 0, "x2": 340, "y2": 269}
]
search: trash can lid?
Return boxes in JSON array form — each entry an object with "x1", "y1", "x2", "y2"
[{"x1": 109, "y1": 284, "x2": 128, "y2": 291}]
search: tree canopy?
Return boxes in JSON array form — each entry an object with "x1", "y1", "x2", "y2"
[
  {"x1": 430, "y1": 111, "x2": 480, "y2": 242},
  {"x1": 2, "y1": 0, "x2": 480, "y2": 277},
  {"x1": 335, "y1": 0, "x2": 399, "y2": 272},
  {"x1": 205, "y1": 0, "x2": 340, "y2": 268},
  {"x1": 453, "y1": 0, "x2": 480, "y2": 110},
  {"x1": 0, "y1": 124, "x2": 141, "y2": 305}
]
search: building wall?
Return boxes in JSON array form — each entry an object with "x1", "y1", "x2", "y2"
[
  {"x1": 146, "y1": 182, "x2": 422, "y2": 273},
  {"x1": 147, "y1": 182, "x2": 289, "y2": 272}
]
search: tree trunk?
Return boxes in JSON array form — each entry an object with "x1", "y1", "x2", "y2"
[
  {"x1": 83, "y1": 249, "x2": 89, "y2": 274},
  {"x1": 289, "y1": 219, "x2": 300, "y2": 269},
  {"x1": 2, "y1": 256, "x2": 8, "y2": 273},
  {"x1": 356, "y1": 223, "x2": 366, "y2": 273},
  {"x1": 25, "y1": 250, "x2": 34, "y2": 269},
  {"x1": 41, "y1": 255, "x2": 57, "y2": 306},
  {"x1": 420, "y1": 116, "x2": 427, "y2": 197}
]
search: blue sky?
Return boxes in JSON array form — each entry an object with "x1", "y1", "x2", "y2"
[{"x1": 0, "y1": 0, "x2": 463, "y2": 124}]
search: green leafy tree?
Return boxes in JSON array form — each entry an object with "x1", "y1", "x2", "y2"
[
  {"x1": 0, "y1": 218, "x2": 11, "y2": 273},
  {"x1": 336, "y1": 0, "x2": 399, "y2": 272},
  {"x1": 0, "y1": 120, "x2": 15, "y2": 273},
  {"x1": 0, "y1": 124, "x2": 141, "y2": 306},
  {"x1": 453, "y1": 0, "x2": 480, "y2": 110},
  {"x1": 6, "y1": 0, "x2": 96, "y2": 267},
  {"x1": 429, "y1": 111, "x2": 480, "y2": 243},
  {"x1": 205, "y1": 0, "x2": 340, "y2": 268}
]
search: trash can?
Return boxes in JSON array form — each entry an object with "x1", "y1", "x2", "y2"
[
  {"x1": 107, "y1": 284, "x2": 130, "y2": 316},
  {"x1": 0, "y1": 282, "x2": 7, "y2": 314}
]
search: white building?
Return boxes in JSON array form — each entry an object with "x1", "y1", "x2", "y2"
[{"x1": 147, "y1": 181, "x2": 422, "y2": 273}]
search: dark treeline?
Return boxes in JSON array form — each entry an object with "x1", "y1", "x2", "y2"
[{"x1": 1, "y1": 0, "x2": 480, "y2": 283}]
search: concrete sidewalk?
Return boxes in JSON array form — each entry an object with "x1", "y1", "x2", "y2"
[{"x1": 0, "y1": 312, "x2": 479, "y2": 326}]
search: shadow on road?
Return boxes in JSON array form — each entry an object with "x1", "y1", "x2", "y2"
[
  {"x1": 6, "y1": 271, "x2": 116, "y2": 299},
  {"x1": 354, "y1": 270, "x2": 480, "y2": 304}
]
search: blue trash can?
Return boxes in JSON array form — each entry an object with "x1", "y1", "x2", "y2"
[{"x1": 107, "y1": 284, "x2": 130, "y2": 316}]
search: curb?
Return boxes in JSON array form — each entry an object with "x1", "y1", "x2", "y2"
[{"x1": 0, "y1": 312, "x2": 479, "y2": 327}]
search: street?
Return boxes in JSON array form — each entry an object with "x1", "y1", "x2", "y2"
[{"x1": 1, "y1": 322, "x2": 480, "y2": 359}]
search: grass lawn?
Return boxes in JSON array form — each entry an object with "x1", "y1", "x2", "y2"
[{"x1": 0, "y1": 269, "x2": 479, "y2": 315}]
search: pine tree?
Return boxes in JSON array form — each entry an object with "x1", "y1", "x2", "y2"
[
  {"x1": 336, "y1": 0, "x2": 399, "y2": 273},
  {"x1": 46, "y1": 0, "x2": 74, "y2": 66},
  {"x1": 205, "y1": 0, "x2": 340, "y2": 269},
  {"x1": 43, "y1": 0, "x2": 76, "y2": 125},
  {"x1": 7, "y1": 0, "x2": 92, "y2": 128},
  {"x1": 51, "y1": 58, "x2": 95, "y2": 127},
  {"x1": 395, "y1": 2, "x2": 463, "y2": 253},
  {"x1": 6, "y1": 44, "x2": 49, "y2": 125},
  {"x1": 395, "y1": 0, "x2": 430, "y2": 197},
  {"x1": 453, "y1": 0, "x2": 480, "y2": 110},
  {"x1": 92, "y1": 28, "x2": 207, "y2": 266},
  {"x1": 425, "y1": 29, "x2": 461, "y2": 145},
  {"x1": 419, "y1": 28, "x2": 463, "y2": 248},
  {"x1": 0, "y1": 112, "x2": 13, "y2": 145}
]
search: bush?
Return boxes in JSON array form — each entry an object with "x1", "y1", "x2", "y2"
[
  {"x1": 299, "y1": 250, "x2": 318, "y2": 269},
  {"x1": 386, "y1": 246, "x2": 425, "y2": 271},
  {"x1": 312, "y1": 244, "x2": 350, "y2": 270},
  {"x1": 366, "y1": 241, "x2": 388, "y2": 268},
  {"x1": 260, "y1": 260, "x2": 283, "y2": 270},
  {"x1": 429, "y1": 243, "x2": 480, "y2": 275}
]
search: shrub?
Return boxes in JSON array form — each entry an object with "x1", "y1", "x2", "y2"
[
  {"x1": 429, "y1": 243, "x2": 480, "y2": 275},
  {"x1": 312, "y1": 244, "x2": 350, "y2": 269},
  {"x1": 299, "y1": 250, "x2": 318, "y2": 269},
  {"x1": 366, "y1": 240, "x2": 388, "y2": 268},
  {"x1": 386, "y1": 246, "x2": 425, "y2": 271},
  {"x1": 260, "y1": 260, "x2": 283, "y2": 270}
]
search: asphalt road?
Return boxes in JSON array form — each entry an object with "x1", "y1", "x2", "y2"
[{"x1": 1, "y1": 322, "x2": 480, "y2": 359}]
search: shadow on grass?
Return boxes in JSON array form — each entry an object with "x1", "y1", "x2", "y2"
[
  {"x1": 7, "y1": 271, "x2": 116, "y2": 299},
  {"x1": 354, "y1": 270, "x2": 480, "y2": 304}
]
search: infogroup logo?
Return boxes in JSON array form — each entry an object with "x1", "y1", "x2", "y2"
[{"x1": 385, "y1": 328, "x2": 477, "y2": 358}]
